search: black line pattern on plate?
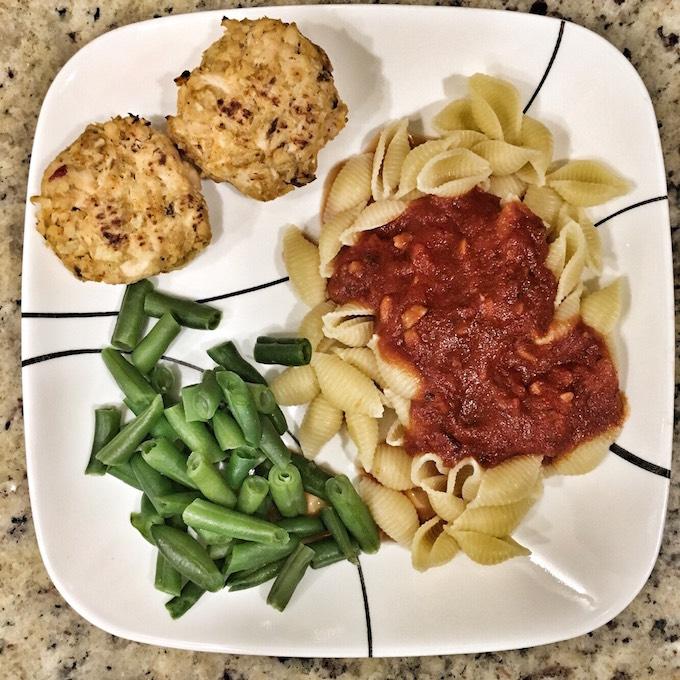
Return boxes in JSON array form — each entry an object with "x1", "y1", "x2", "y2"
[
  {"x1": 594, "y1": 195, "x2": 669, "y2": 227},
  {"x1": 20, "y1": 276, "x2": 290, "y2": 318},
  {"x1": 356, "y1": 559, "x2": 373, "y2": 657},
  {"x1": 609, "y1": 443, "x2": 671, "y2": 479},
  {"x1": 523, "y1": 19, "x2": 566, "y2": 114}
]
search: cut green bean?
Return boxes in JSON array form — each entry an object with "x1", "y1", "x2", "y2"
[
  {"x1": 95, "y1": 395, "x2": 163, "y2": 465},
  {"x1": 186, "y1": 452, "x2": 237, "y2": 508},
  {"x1": 182, "y1": 370, "x2": 222, "y2": 422},
  {"x1": 131, "y1": 312, "x2": 181, "y2": 375},
  {"x1": 124, "y1": 398, "x2": 178, "y2": 441},
  {"x1": 111, "y1": 279, "x2": 153, "y2": 351},
  {"x1": 266, "y1": 542, "x2": 315, "y2": 612},
  {"x1": 164, "y1": 403, "x2": 224, "y2": 463},
  {"x1": 320, "y1": 506, "x2": 358, "y2": 565},
  {"x1": 195, "y1": 528, "x2": 234, "y2": 547},
  {"x1": 167, "y1": 514, "x2": 188, "y2": 531},
  {"x1": 290, "y1": 453, "x2": 332, "y2": 500},
  {"x1": 130, "y1": 494, "x2": 164, "y2": 544},
  {"x1": 237, "y1": 475, "x2": 270, "y2": 515},
  {"x1": 165, "y1": 580, "x2": 205, "y2": 619},
  {"x1": 247, "y1": 384, "x2": 278, "y2": 415},
  {"x1": 310, "y1": 537, "x2": 360, "y2": 569},
  {"x1": 150, "y1": 363, "x2": 176, "y2": 399},
  {"x1": 183, "y1": 499, "x2": 290, "y2": 545},
  {"x1": 268, "y1": 463, "x2": 306, "y2": 518},
  {"x1": 144, "y1": 291, "x2": 221, "y2": 330},
  {"x1": 222, "y1": 447, "x2": 263, "y2": 490},
  {"x1": 154, "y1": 491, "x2": 203, "y2": 518},
  {"x1": 277, "y1": 516, "x2": 325, "y2": 539},
  {"x1": 208, "y1": 542, "x2": 234, "y2": 561},
  {"x1": 151, "y1": 525, "x2": 223, "y2": 592},
  {"x1": 325, "y1": 475, "x2": 380, "y2": 554},
  {"x1": 215, "y1": 371, "x2": 262, "y2": 446},
  {"x1": 154, "y1": 552, "x2": 183, "y2": 597},
  {"x1": 268, "y1": 406, "x2": 288, "y2": 436},
  {"x1": 107, "y1": 459, "x2": 143, "y2": 490},
  {"x1": 207, "y1": 341, "x2": 266, "y2": 385},
  {"x1": 140, "y1": 438, "x2": 196, "y2": 489},
  {"x1": 227, "y1": 558, "x2": 285, "y2": 592},
  {"x1": 254, "y1": 337, "x2": 312, "y2": 366},
  {"x1": 85, "y1": 407, "x2": 121, "y2": 475},
  {"x1": 102, "y1": 347, "x2": 157, "y2": 406},
  {"x1": 225, "y1": 538, "x2": 300, "y2": 577},
  {"x1": 212, "y1": 409, "x2": 246, "y2": 450},
  {"x1": 130, "y1": 454, "x2": 176, "y2": 514},
  {"x1": 258, "y1": 416, "x2": 291, "y2": 469}
]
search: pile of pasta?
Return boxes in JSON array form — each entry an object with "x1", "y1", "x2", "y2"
[{"x1": 272, "y1": 74, "x2": 628, "y2": 570}]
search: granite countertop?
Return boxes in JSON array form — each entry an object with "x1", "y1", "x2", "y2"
[{"x1": 1, "y1": 0, "x2": 678, "y2": 677}]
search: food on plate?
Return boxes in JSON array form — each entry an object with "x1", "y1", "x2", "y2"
[
  {"x1": 167, "y1": 17, "x2": 348, "y2": 201},
  {"x1": 32, "y1": 116, "x2": 211, "y2": 284},
  {"x1": 85, "y1": 279, "x2": 378, "y2": 616},
  {"x1": 280, "y1": 74, "x2": 630, "y2": 569}
]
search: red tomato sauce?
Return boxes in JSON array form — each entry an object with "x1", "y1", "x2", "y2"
[{"x1": 327, "y1": 189, "x2": 625, "y2": 468}]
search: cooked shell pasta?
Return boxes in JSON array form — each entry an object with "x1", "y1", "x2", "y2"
[
  {"x1": 558, "y1": 204, "x2": 602, "y2": 273},
  {"x1": 358, "y1": 476, "x2": 419, "y2": 546},
  {"x1": 340, "y1": 200, "x2": 408, "y2": 246},
  {"x1": 346, "y1": 411, "x2": 379, "y2": 472},
  {"x1": 311, "y1": 353, "x2": 384, "y2": 417},
  {"x1": 472, "y1": 140, "x2": 539, "y2": 176},
  {"x1": 545, "y1": 427, "x2": 620, "y2": 476},
  {"x1": 372, "y1": 119, "x2": 411, "y2": 200},
  {"x1": 371, "y1": 443, "x2": 415, "y2": 491},
  {"x1": 299, "y1": 301, "x2": 335, "y2": 349},
  {"x1": 468, "y1": 73, "x2": 522, "y2": 144},
  {"x1": 404, "y1": 487, "x2": 436, "y2": 522},
  {"x1": 323, "y1": 153, "x2": 373, "y2": 221},
  {"x1": 581, "y1": 278, "x2": 623, "y2": 335},
  {"x1": 420, "y1": 474, "x2": 466, "y2": 523},
  {"x1": 468, "y1": 455, "x2": 542, "y2": 508},
  {"x1": 283, "y1": 226, "x2": 326, "y2": 307},
  {"x1": 397, "y1": 139, "x2": 452, "y2": 198},
  {"x1": 369, "y1": 335, "x2": 422, "y2": 399},
  {"x1": 523, "y1": 185, "x2": 563, "y2": 228},
  {"x1": 385, "y1": 419, "x2": 405, "y2": 447},
  {"x1": 417, "y1": 148, "x2": 492, "y2": 198},
  {"x1": 411, "y1": 517, "x2": 460, "y2": 571},
  {"x1": 270, "y1": 365, "x2": 319, "y2": 406},
  {"x1": 488, "y1": 174, "x2": 528, "y2": 200},
  {"x1": 449, "y1": 531, "x2": 530, "y2": 565},
  {"x1": 332, "y1": 347, "x2": 382, "y2": 384},
  {"x1": 555, "y1": 221, "x2": 587, "y2": 305},
  {"x1": 322, "y1": 302, "x2": 375, "y2": 347},
  {"x1": 448, "y1": 457, "x2": 485, "y2": 502},
  {"x1": 433, "y1": 98, "x2": 480, "y2": 134},
  {"x1": 411, "y1": 452, "x2": 448, "y2": 486},
  {"x1": 547, "y1": 160, "x2": 630, "y2": 207},
  {"x1": 445, "y1": 129, "x2": 489, "y2": 149},
  {"x1": 319, "y1": 203, "x2": 366, "y2": 277},
  {"x1": 516, "y1": 116, "x2": 553, "y2": 185},
  {"x1": 298, "y1": 393, "x2": 343, "y2": 459},
  {"x1": 383, "y1": 389, "x2": 411, "y2": 426},
  {"x1": 451, "y1": 497, "x2": 535, "y2": 537}
]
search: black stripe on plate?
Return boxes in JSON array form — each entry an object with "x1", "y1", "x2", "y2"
[
  {"x1": 523, "y1": 19, "x2": 566, "y2": 114},
  {"x1": 610, "y1": 443, "x2": 671, "y2": 479},
  {"x1": 594, "y1": 195, "x2": 669, "y2": 227},
  {"x1": 356, "y1": 559, "x2": 373, "y2": 657}
]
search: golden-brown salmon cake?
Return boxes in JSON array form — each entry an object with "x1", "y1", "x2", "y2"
[
  {"x1": 33, "y1": 116, "x2": 211, "y2": 284},
  {"x1": 167, "y1": 18, "x2": 348, "y2": 202}
]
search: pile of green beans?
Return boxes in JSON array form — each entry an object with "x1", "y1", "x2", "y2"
[{"x1": 85, "y1": 278, "x2": 380, "y2": 618}]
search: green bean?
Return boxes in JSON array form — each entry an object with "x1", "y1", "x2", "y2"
[
  {"x1": 144, "y1": 291, "x2": 221, "y2": 330},
  {"x1": 186, "y1": 452, "x2": 237, "y2": 508},
  {"x1": 208, "y1": 542, "x2": 234, "y2": 561},
  {"x1": 266, "y1": 542, "x2": 315, "y2": 612},
  {"x1": 236, "y1": 475, "x2": 269, "y2": 515},
  {"x1": 247, "y1": 384, "x2": 278, "y2": 415},
  {"x1": 222, "y1": 447, "x2": 263, "y2": 490},
  {"x1": 258, "y1": 416, "x2": 291, "y2": 469},
  {"x1": 320, "y1": 506, "x2": 358, "y2": 565},
  {"x1": 130, "y1": 494, "x2": 164, "y2": 544},
  {"x1": 310, "y1": 537, "x2": 360, "y2": 569},
  {"x1": 107, "y1": 459, "x2": 143, "y2": 490},
  {"x1": 268, "y1": 463, "x2": 306, "y2": 518},
  {"x1": 150, "y1": 363, "x2": 176, "y2": 399},
  {"x1": 167, "y1": 514, "x2": 187, "y2": 531},
  {"x1": 227, "y1": 559, "x2": 285, "y2": 592},
  {"x1": 268, "y1": 406, "x2": 288, "y2": 436},
  {"x1": 195, "y1": 528, "x2": 234, "y2": 547},
  {"x1": 151, "y1": 525, "x2": 223, "y2": 592},
  {"x1": 85, "y1": 407, "x2": 121, "y2": 475},
  {"x1": 165, "y1": 580, "x2": 205, "y2": 619},
  {"x1": 212, "y1": 409, "x2": 246, "y2": 450},
  {"x1": 102, "y1": 347, "x2": 157, "y2": 406},
  {"x1": 290, "y1": 453, "x2": 332, "y2": 500},
  {"x1": 164, "y1": 403, "x2": 224, "y2": 463},
  {"x1": 154, "y1": 491, "x2": 203, "y2": 518},
  {"x1": 183, "y1": 499, "x2": 290, "y2": 545},
  {"x1": 255, "y1": 495, "x2": 276, "y2": 520},
  {"x1": 224, "y1": 538, "x2": 300, "y2": 577},
  {"x1": 95, "y1": 395, "x2": 163, "y2": 465},
  {"x1": 215, "y1": 371, "x2": 262, "y2": 446},
  {"x1": 277, "y1": 516, "x2": 325, "y2": 539},
  {"x1": 182, "y1": 370, "x2": 222, "y2": 422},
  {"x1": 130, "y1": 454, "x2": 176, "y2": 514},
  {"x1": 207, "y1": 341, "x2": 266, "y2": 385},
  {"x1": 325, "y1": 475, "x2": 380, "y2": 554},
  {"x1": 254, "y1": 337, "x2": 312, "y2": 366},
  {"x1": 131, "y1": 312, "x2": 181, "y2": 375},
  {"x1": 111, "y1": 279, "x2": 153, "y2": 351},
  {"x1": 154, "y1": 552, "x2": 183, "y2": 597},
  {"x1": 140, "y1": 438, "x2": 196, "y2": 489},
  {"x1": 124, "y1": 398, "x2": 178, "y2": 441}
]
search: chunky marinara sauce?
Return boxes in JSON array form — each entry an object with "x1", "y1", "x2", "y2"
[{"x1": 327, "y1": 189, "x2": 625, "y2": 468}]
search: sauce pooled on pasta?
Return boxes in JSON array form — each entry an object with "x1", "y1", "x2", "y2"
[{"x1": 327, "y1": 189, "x2": 625, "y2": 468}]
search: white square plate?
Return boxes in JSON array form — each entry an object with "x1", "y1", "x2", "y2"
[{"x1": 22, "y1": 5, "x2": 672, "y2": 657}]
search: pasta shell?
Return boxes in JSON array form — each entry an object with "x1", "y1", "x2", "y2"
[
  {"x1": 545, "y1": 427, "x2": 620, "y2": 476},
  {"x1": 322, "y1": 302, "x2": 375, "y2": 347},
  {"x1": 557, "y1": 203, "x2": 603, "y2": 274},
  {"x1": 554, "y1": 283, "x2": 583, "y2": 323},
  {"x1": 298, "y1": 394, "x2": 343, "y2": 459},
  {"x1": 358, "y1": 476, "x2": 419, "y2": 546},
  {"x1": 311, "y1": 353, "x2": 384, "y2": 417},
  {"x1": 444, "y1": 130, "x2": 488, "y2": 149},
  {"x1": 433, "y1": 98, "x2": 480, "y2": 133},
  {"x1": 383, "y1": 389, "x2": 411, "y2": 426},
  {"x1": 316, "y1": 337, "x2": 340, "y2": 353},
  {"x1": 488, "y1": 174, "x2": 528, "y2": 201},
  {"x1": 515, "y1": 116, "x2": 553, "y2": 185},
  {"x1": 404, "y1": 487, "x2": 436, "y2": 522},
  {"x1": 346, "y1": 412, "x2": 379, "y2": 472},
  {"x1": 371, "y1": 443, "x2": 415, "y2": 491},
  {"x1": 299, "y1": 301, "x2": 335, "y2": 350},
  {"x1": 547, "y1": 160, "x2": 630, "y2": 207},
  {"x1": 411, "y1": 452, "x2": 448, "y2": 486},
  {"x1": 449, "y1": 531, "x2": 530, "y2": 565},
  {"x1": 581, "y1": 278, "x2": 623, "y2": 335},
  {"x1": 452, "y1": 497, "x2": 536, "y2": 537},
  {"x1": 372, "y1": 119, "x2": 411, "y2": 200},
  {"x1": 323, "y1": 154, "x2": 373, "y2": 221},
  {"x1": 385, "y1": 419, "x2": 405, "y2": 447},
  {"x1": 397, "y1": 139, "x2": 452, "y2": 198},
  {"x1": 270, "y1": 365, "x2": 319, "y2": 406},
  {"x1": 340, "y1": 200, "x2": 408, "y2": 246},
  {"x1": 333, "y1": 347, "x2": 382, "y2": 383},
  {"x1": 282, "y1": 226, "x2": 326, "y2": 307},
  {"x1": 472, "y1": 140, "x2": 539, "y2": 176},
  {"x1": 319, "y1": 203, "x2": 366, "y2": 277},
  {"x1": 544, "y1": 231, "x2": 567, "y2": 278},
  {"x1": 417, "y1": 148, "x2": 492, "y2": 198},
  {"x1": 523, "y1": 185, "x2": 563, "y2": 228},
  {"x1": 555, "y1": 220, "x2": 586, "y2": 305},
  {"x1": 468, "y1": 455, "x2": 542, "y2": 508},
  {"x1": 447, "y1": 457, "x2": 485, "y2": 501},
  {"x1": 420, "y1": 474, "x2": 466, "y2": 523},
  {"x1": 411, "y1": 517, "x2": 460, "y2": 571},
  {"x1": 369, "y1": 335, "x2": 422, "y2": 399},
  {"x1": 469, "y1": 73, "x2": 522, "y2": 144}
]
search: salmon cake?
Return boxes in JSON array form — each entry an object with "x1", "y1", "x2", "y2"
[
  {"x1": 33, "y1": 116, "x2": 211, "y2": 284},
  {"x1": 167, "y1": 18, "x2": 348, "y2": 202}
]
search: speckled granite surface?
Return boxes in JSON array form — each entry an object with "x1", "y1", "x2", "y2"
[{"x1": 0, "y1": 0, "x2": 677, "y2": 678}]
